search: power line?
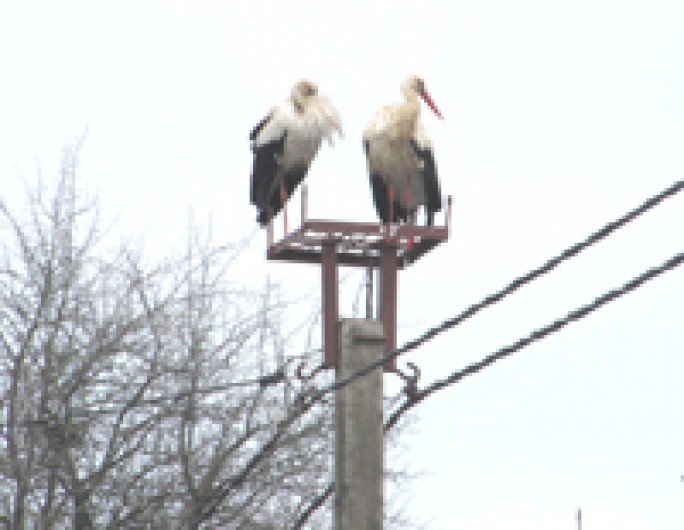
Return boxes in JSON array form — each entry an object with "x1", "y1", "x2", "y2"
[
  {"x1": 195, "y1": 179, "x2": 684, "y2": 526},
  {"x1": 323, "y1": 179, "x2": 684, "y2": 397},
  {"x1": 384, "y1": 249, "x2": 684, "y2": 430},
  {"x1": 192, "y1": 393, "x2": 319, "y2": 527},
  {"x1": 291, "y1": 483, "x2": 333, "y2": 529},
  {"x1": 291, "y1": 249, "x2": 684, "y2": 529},
  {"x1": 0, "y1": 368, "x2": 296, "y2": 430}
]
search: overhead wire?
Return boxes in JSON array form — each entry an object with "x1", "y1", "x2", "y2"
[
  {"x1": 384, "y1": 249, "x2": 684, "y2": 428},
  {"x1": 192, "y1": 390, "x2": 319, "y2": 527},
  {"x1": 0, "y1": 379, "x2": 266, "y2": 430},
  {"x1": 291, "y1": 249, "x2": 684, "y2": 529},
  {"x1": 322, "y1": 179, "x2": 684, "y2": 397},
  {"x1": 0, "y1": 356, "x2": 322, "y2": 430},
  {"x1": 190, "y1": 179, "x2": 684, "y2": 526}
]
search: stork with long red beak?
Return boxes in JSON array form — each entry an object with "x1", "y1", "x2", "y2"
[
  {"x1": 250, "y1": 80, "x2": 343, "y2": 227},
  {"x1": 363, "y1": 75, "x2": 443, "y2": 226}
]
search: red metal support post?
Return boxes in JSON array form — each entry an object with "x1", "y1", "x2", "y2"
[
  {"x1": 322, "y1": 241, "x2": 339, "y2": 368},
  {"x1": 379, "y1": 244, "x2": 398, "y2": 370},
  {"x1": 266, "y1": 197, "x2": 450, "y2": 370}
]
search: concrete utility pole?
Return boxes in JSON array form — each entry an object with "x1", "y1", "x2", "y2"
[
  {"x1": 265, "y1": 187, "x2": 450, "y2": 529},
  {"x1": 335, "y1": 319, "x2": 385, "y2": 530}
]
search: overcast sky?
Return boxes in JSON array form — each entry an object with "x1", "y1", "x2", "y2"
[{"x1": 1, "y1": 2, "x2": 683, "y2": 528}]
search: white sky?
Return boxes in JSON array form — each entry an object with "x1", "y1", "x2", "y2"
[{"x1": 1, "y1": 1, "x2": 683, "y2": 528}]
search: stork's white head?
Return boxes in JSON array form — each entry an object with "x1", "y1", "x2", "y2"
[
  {"x1": 291, "y1": 79, "x2": 319, "y2": 112},
  {"x1": 401, "y1": 75, "x2": 443, "y2": 119},
  {"x1": 290, "y1": 79, "x2": 343, "y2": 139}
]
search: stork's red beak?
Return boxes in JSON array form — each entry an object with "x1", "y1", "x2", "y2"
[{"x1": 420, "y1": 90, "x2": 443, "y2": 119}]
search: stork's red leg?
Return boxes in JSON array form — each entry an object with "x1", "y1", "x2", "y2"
[
  {"x1": 280, "y1": 175, "x2": 288, "y2": 234},
  {"x1": 404, "y1": 188, "x2": 415, "y2": 250},
  {"x1": 386, "y1": 185, "x2": 395, "y2": 241}
]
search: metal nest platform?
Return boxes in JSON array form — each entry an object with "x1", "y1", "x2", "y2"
[
  {"x1": 265, "y1": 186, "x2": 451, "y2": 370},
  {"x1": 266, "y1": 189, "x2": 451, "y2": 269}
]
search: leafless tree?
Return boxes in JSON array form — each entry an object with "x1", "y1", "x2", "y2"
[
  {"x1": 0, "y1": 147, "x2": 416, "y2": 529},
  {"x1": 0, "y1": 148, "x2": 329, "y2": 529}
]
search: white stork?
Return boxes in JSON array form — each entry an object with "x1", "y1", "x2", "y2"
[
  {"x1": 363, "y1": 75, "x2": 443, "y2": 225},
  {"x1": 250, "y1": 79, "x2": 342, "y2": 227}
]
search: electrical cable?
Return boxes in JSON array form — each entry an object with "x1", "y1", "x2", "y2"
[
  {"x1": 323, "y1": 179, "x2": 684, "y2": 397},
  {"x1": 0, "y1": 364, "x2": 310, "y2": 430},
  {"x1": 384, "y1": 249, "x2": 684, "y2": 429},
  {"x1": 291, "y1": 249, "x2": 684, "y2": 529},
  {"x1": 191, "y1": 179, "x2": 684, "y2": 526}
]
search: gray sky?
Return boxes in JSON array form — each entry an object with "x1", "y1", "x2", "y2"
[{"x1": 1, "y1": 1, "x2": 683, "y2": 528}]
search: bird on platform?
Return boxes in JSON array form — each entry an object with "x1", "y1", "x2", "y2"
[
  {"x1": 249, "y1": 79, "x2": 343, "y2": 227},
  {"x1": 363, "y1": 75, "x2": 443, "y2": 226}
]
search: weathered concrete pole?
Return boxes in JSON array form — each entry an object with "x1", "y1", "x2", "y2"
[{"x1": 335, "y1": 318, "x2": 384, "y2": 530}]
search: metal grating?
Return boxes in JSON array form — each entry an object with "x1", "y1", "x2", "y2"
[
  {"x1": 265, "y1": 188, "x2": 451, "y2": 369},
  {"x1": 267, "y1": 205, "x2": 450, "y2": 269}
]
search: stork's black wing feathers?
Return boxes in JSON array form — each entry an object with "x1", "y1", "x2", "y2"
[
  {"x1": 250, "y1": 113, "x2": 288, "y2": 225},
  {"x1": 249, "y1": 113, "x2": 272, "y2": 142},
  {"x1": 250, "y1": 133, "x2": 285, "y2": 205},
  {"x1": 411, "y1": 139, "x2": 442, "y2": 226}
]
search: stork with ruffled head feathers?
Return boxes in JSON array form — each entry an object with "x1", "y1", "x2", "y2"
[
  {"x1": 363, "y1": 75, "x2": 443, "y2": 226},
  {"x1": 250, "y1": 80, "x2": 343, "y2": 227}
]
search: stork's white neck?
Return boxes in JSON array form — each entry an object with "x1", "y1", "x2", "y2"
[{"x1": 400, "y1": 84, "x2": 419, "y2": 104}]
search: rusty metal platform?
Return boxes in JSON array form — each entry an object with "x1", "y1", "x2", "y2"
[
  {"x1": 267, "y1": 219, "x2": 449, "y2": 268},
  {"x1": 265, "y1": 187, "x2": 451, "y2": 369}
]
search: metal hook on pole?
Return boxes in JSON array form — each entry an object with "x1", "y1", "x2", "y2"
[
  {"x1": 295, "y1": 361, "x2": 325, "y2": 382},
  {"x1": 390, "y1": 361, "x2": 421, "y2": 401}
]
